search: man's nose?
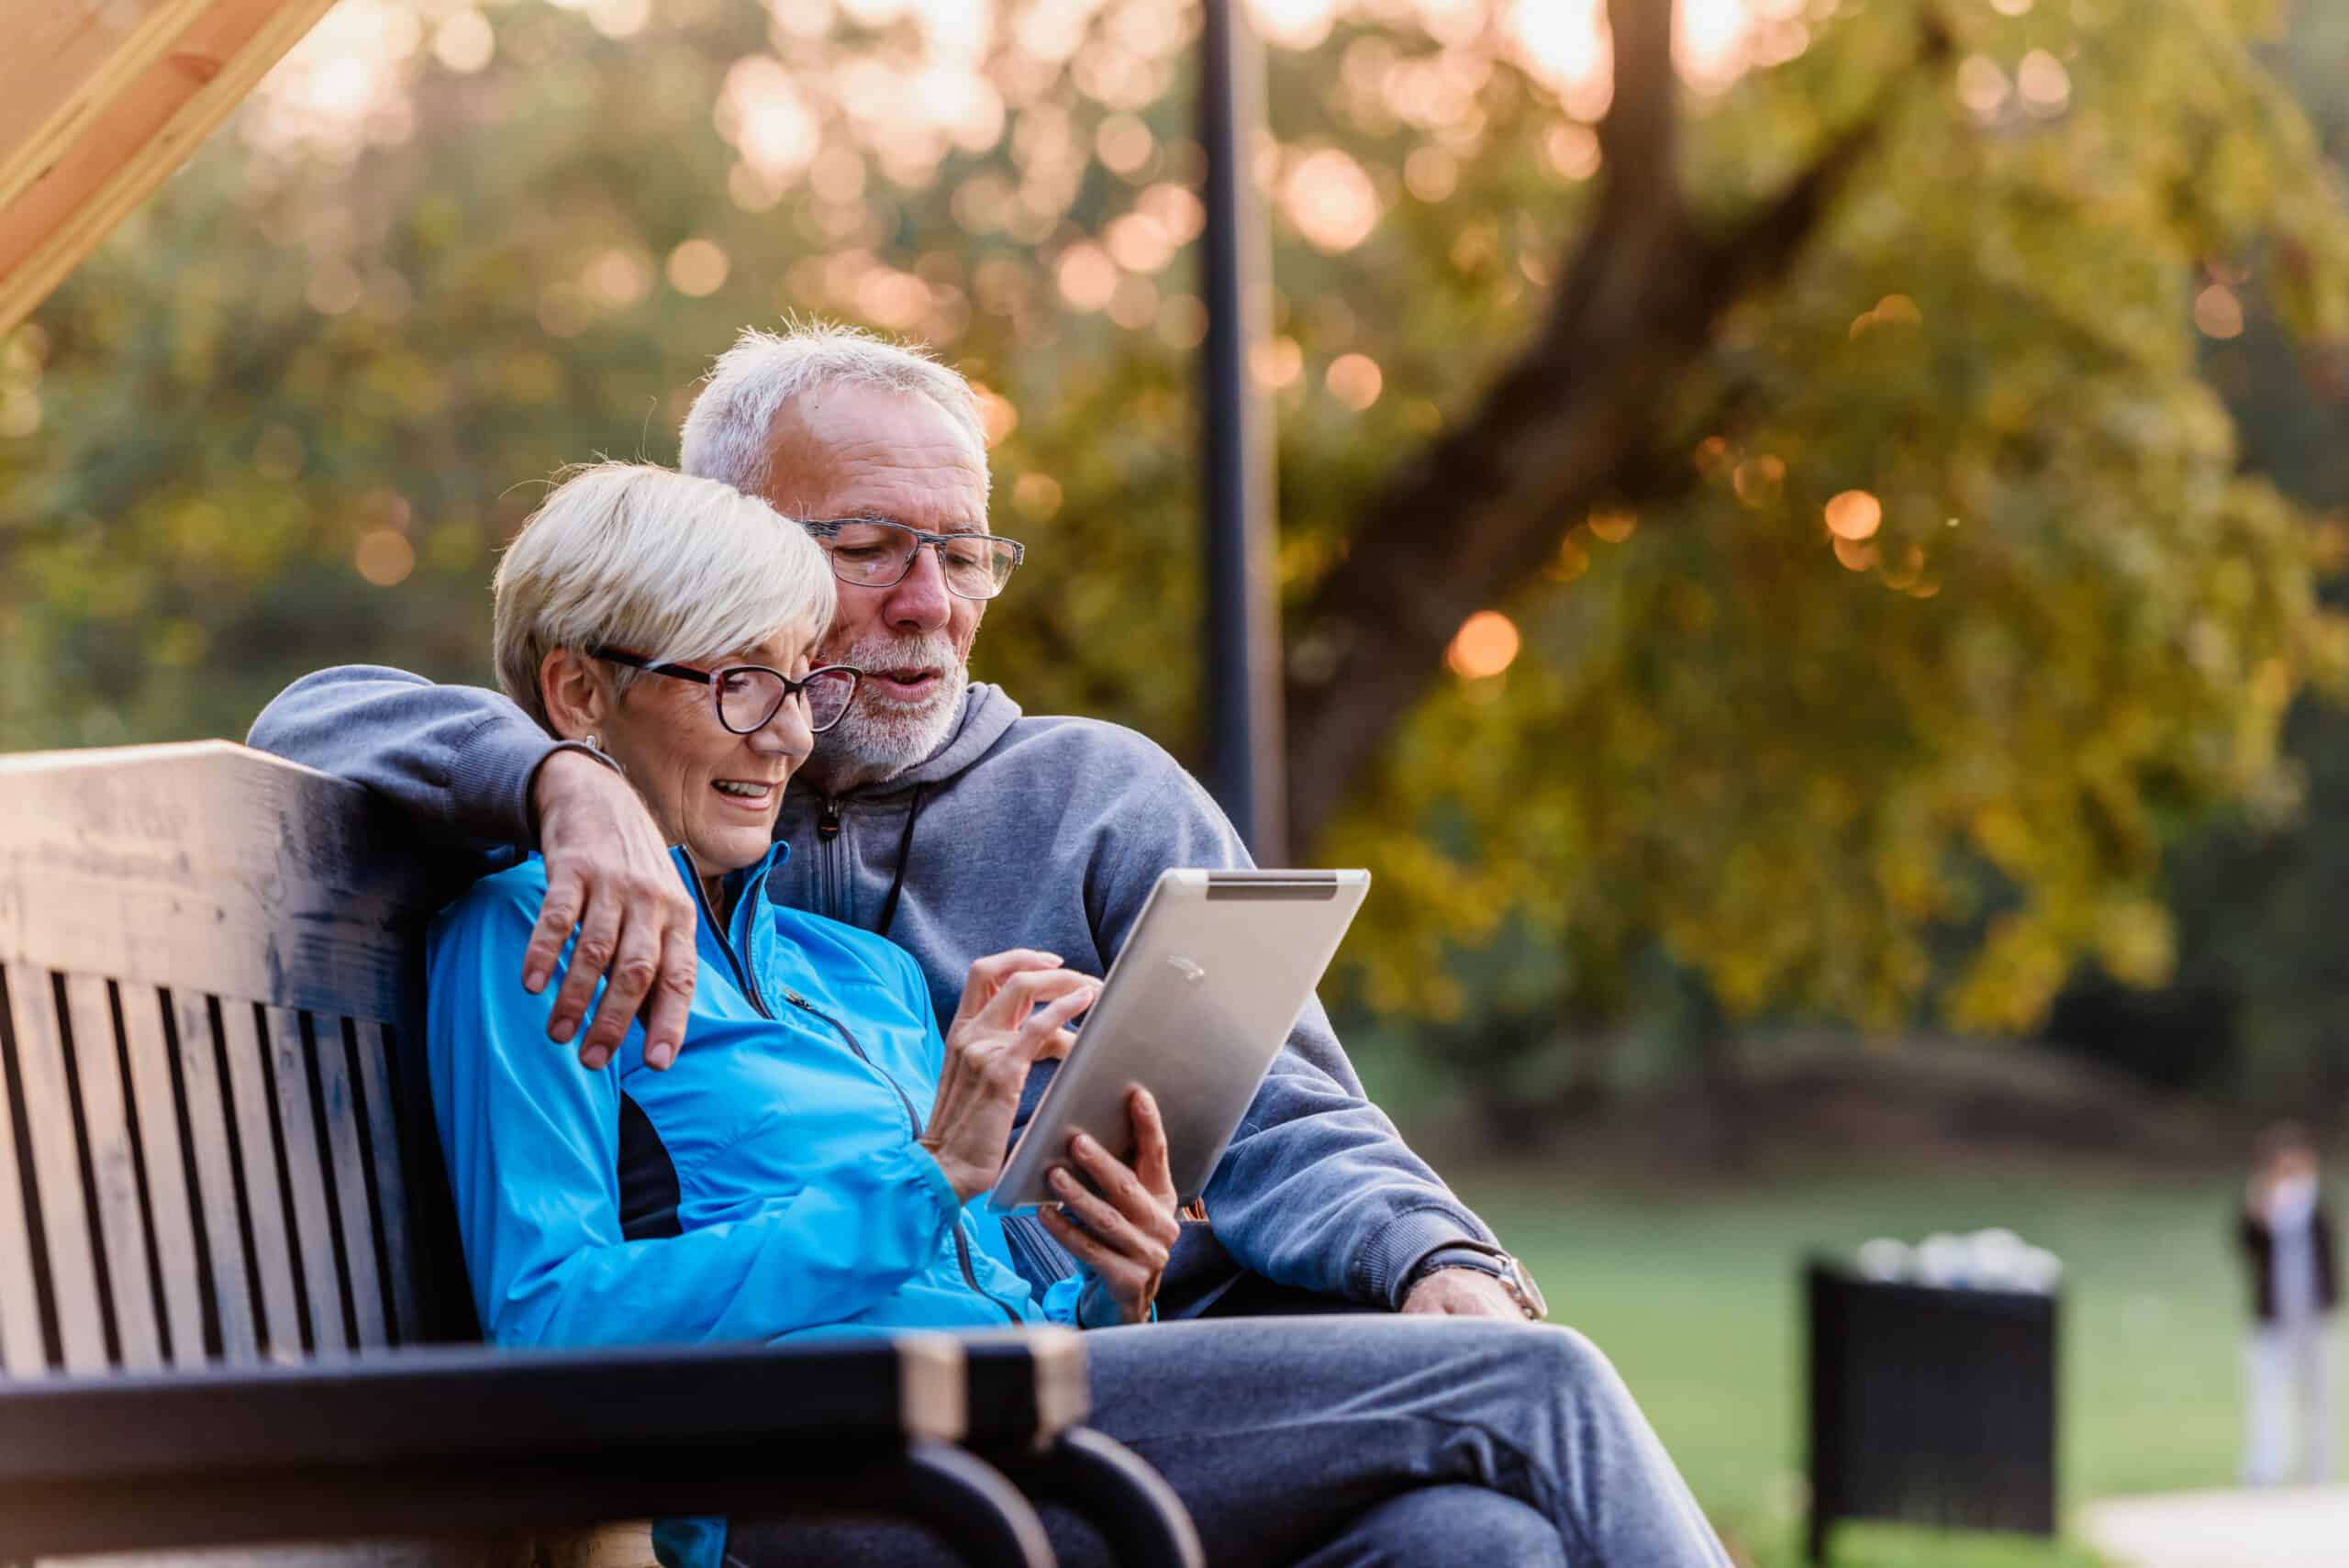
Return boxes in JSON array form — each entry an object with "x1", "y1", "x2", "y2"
[{"x1": 883, "y1": 540, "x2": 953, "y2": 634}]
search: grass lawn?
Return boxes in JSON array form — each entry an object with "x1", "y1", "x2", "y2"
[{"x1": 1446, "y1": 1164, "x2": 2285, "y2": 1567}]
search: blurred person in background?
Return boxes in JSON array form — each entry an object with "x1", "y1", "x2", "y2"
[{"x1": 2237, "y1": 1121, "x2": 2338, "y2": 1485}]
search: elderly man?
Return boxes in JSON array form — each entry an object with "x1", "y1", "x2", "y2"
[{"x1": 249, "y1": 321, "x2": 1534, "y2": 1323}]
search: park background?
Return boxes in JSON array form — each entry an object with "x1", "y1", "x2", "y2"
[{"x1": 3, "y1": 0, "x2": 2347, "y2": 1562}]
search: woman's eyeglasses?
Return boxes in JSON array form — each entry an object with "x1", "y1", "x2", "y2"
[
  {"x1": 591, "y1": 651, "x2": 862, "y2": 734},
  {"x1": 802, "y1": 517, "x2": 1024, "y2": 600}
]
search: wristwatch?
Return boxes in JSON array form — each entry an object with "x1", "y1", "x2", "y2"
[{"x1": 1411, "y1": 1241, "x2": 1549, "y2": 1321}]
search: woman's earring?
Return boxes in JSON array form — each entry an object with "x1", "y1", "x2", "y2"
[{"x1": 586, "y1": 734, "x2": 602, "y2": 752}]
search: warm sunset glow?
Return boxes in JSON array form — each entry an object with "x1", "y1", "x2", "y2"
[
  {"x1": 1447, "y1": 611, "x2": 1522, "y2": 680},
  {"x1": 1824, "y1": 490, "x2": 1883, "y2": 541}
]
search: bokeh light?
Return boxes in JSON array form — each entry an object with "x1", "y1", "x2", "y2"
[
  {"x1": 1824, "y1": 490, "x2": 1883, "y2": 541},
  {"x1": 1447, "y1": 610, "x2": 1522, "y2": 680}
]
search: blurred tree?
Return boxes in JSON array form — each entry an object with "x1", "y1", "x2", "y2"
[
  {"x1": 3, "y1": 0, "x2": 2346, "y2": 1115},
  {"x1": 2038, "y1": 0, "x2": 2349, "y2": 1117}
]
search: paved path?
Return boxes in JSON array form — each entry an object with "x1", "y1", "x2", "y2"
[{"x1": 2081, "y1": 1485, "x2": 2349, "y2": 1567}]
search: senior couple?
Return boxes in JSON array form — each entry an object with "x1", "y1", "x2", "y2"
[{"x1": 251, "y1": 323, "x2": 1730, "y2": 1567}]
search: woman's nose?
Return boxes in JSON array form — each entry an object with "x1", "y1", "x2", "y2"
[{"x1": 749, "y1": 696, "x2": 816, "y2": 761}]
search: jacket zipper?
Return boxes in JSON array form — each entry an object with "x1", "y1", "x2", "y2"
[
  {"x1": 781, "y1": 989, "x2": 1024, "y2": 1328},
  {"x1": 687, "y1": 872, "x2": 771, "y2": 1019}
]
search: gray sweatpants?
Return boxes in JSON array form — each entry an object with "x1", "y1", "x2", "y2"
[{"x1": 724, "y1": 1316, "x2": 1732, "y2": 1567}]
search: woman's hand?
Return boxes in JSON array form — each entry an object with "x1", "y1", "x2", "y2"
[
  {"x1": 1039, "y1": 1088, "x2": 1181, "y2": 1326},
  {"x1": 923, "y1": 951, "x2": 1100, "y2": 1204}
]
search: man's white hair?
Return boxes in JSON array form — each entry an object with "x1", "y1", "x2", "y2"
[
  {"x1": 678, "y1": 319, "x2": 989, "y2": 497},
  {"x1": 492, "y1": 462, "x2": 835, "y2": 732}
]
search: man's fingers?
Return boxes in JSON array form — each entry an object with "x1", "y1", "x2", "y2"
[
  {"x1": 640, "y1": 922, "x2": 698, "y2": 1071},
  {"x1": 522, "y1": 872, "x2": 586, "y2": 996},
  {"x1": 1128, "y1": 1088, "x2": 1174, "y2": 1199},
  {"x1": 548, "y1": 895, "x2": 622, "y2": 1053},
  {"x1": 579, "y1": 911, "x2": 662, "y2": 1064}
]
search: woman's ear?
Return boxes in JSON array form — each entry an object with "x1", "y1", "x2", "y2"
[{"x1": 539, "y1": 648, "x2": 610, "y2": 743}]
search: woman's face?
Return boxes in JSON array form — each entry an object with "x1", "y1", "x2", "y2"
[{"x1": 597, "y1": 626, "x2": 818, "y2": 875}]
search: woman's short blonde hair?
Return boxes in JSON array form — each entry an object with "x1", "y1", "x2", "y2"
[{"x1": 492, "y1": 462, "x2": 835, "y2": 731}]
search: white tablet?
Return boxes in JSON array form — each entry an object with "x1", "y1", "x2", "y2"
[{"x1": 988, "y1": 867, "x2": 1370, "y2": 1211}]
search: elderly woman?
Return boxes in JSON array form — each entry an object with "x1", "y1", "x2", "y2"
[{"x1": 427, "y1": 462, "x2": 1731, "y2": 1568}]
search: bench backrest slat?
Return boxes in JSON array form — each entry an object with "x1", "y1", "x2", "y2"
[
  {"x1": 0, "y1": 969, "x2": 47, "y2": 1374},
  {"x1": 114, "y1": 981, "x2": 210, "y2": 1369},
  {"x1": 0, "y1": 742, "x2": 466, "y2": 1378}
]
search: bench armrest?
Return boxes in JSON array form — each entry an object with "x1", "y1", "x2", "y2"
[{"x1": 0, "y1": 1332, "x2": 1085, "y2": 1562}]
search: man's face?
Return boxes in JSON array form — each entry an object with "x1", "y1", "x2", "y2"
[{"x1": 752, "y1": 383, "x2": 994, "y2": 783}]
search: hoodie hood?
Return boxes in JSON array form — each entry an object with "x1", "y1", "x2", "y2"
[{"x1": 847, "y1": 682, "x2": 1024, "y2": 796}]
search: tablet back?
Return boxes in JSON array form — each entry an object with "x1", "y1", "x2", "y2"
[{"x1": 990, "y1": 868, "x2": 1369, "y2": 1209}]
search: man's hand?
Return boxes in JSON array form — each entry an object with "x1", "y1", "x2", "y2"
[
  {"x1": 1040, "y1": 1089, "x2": 1182, "y2": 1325},
  {"x1": 1401, "y1": 1267, "x2": 1527, "y2": 1320},
  {"x1": 525, "y1": 750, "x2": 698, "y2": 1072}
]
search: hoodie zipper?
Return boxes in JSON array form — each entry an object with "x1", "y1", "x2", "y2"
[
  {"x1": 781, "y1": 989, "x2": 1024, "y2": 1328},
  {"x1": 815, "y1": 797, "x2": 844, "y2": 922}
]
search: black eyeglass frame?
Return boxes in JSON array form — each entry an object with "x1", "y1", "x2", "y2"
[
  {"x1": 800, "y1": 517, "x2": 1027, "y2": 600},
  {"x1": 590, "y1": 650, "x2": 863, "y2": 735}
]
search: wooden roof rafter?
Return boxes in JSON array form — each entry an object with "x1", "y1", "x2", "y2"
[{"x1": 0, "y1": 0, "x2": 340, "y2": 335}]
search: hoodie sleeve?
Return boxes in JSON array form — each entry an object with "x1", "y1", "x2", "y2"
[
  {"x1": 247, "y1": 664, "x2": 592, "y2": 868},
  {"x1": 426, "y1": 877, "x2": 963, "y2": 1347},
  {"x1": 1092, "y1": 751, "x2": 1497, "y2": 1309}
]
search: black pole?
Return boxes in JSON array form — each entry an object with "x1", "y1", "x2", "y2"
[{"x1": 1198, "y1": 0, "x2": 1288, "y2": 862}]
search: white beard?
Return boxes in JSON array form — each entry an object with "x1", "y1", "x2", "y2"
[{"x1": 819, "y1": 629, "x2": 970, "y2": 785}]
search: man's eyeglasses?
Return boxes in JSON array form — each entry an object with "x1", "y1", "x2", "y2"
[
  {"x1": 803, "y1": 518, "x2": 1025, "y2": 600},
  {"x1": 591, "y1": 651, "x2": 862, "y2": 734}
]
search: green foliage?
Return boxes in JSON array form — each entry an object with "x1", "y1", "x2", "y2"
[
  {"x1": 3, "y1": 0, "x2": 2346, "y2": 1085},
  {"x1": 1321, "y1": 0, "x2": 2349, "y2": 1050}
]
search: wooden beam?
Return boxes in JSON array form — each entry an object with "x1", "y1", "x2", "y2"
[
  {"x1": 0, "y1": 0, "x2": 340, "y2": 336},
  {"x1": 0, "y1": 0, "x2": 223, "y2": 216}
]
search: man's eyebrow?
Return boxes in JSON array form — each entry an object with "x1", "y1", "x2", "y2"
[{"x1": 819, "y1": 513, "x2": 990, "y2": 535}]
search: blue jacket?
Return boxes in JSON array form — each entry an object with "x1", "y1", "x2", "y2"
[
  {"x1": 427, "y1": 844, "x2": 1107, "y2": 1568},
  {"x1": 426, "y1": 843, "x2": 1105, "y2": 1343}
]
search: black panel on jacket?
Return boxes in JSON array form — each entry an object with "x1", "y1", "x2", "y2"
[{"x1": 618, "y1": 1092, "x2": 683, "y2": 1240}]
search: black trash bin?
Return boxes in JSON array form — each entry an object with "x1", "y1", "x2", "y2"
[{"x1": 1804, "y1": 1258, "x2": 2059, "y2": 1562}]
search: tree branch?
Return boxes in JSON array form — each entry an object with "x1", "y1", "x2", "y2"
[{"x1": 1280, "y1": 6, "x2": 1949, "y2": 846}]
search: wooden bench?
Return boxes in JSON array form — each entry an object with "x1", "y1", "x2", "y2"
[{"x1": 0, "y1": 740, "x2": 1200, "y2": 1568}]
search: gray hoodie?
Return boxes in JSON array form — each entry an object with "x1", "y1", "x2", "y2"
[{"x1": 249, "y1": 668, "x2": 1496, "y2": 1312}]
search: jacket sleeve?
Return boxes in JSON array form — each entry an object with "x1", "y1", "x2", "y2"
[
  {"x1": 427, "y1": 881, "x2": 963, "y2": 1347},
  {"x1": 1094, "y1": 754, "x2": 1496, "y2": 1309},
  {"x1": 247, "y1": 664, "x2": 589, "y2": 867}
]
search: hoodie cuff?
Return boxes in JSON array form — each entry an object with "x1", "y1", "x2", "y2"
[
  {"x1": 450, "y1": 714, "x2": 594, "y2": 849},
  {"x1": 1356, "y1": 1204, "x2": 1499, "y2": 1311}
]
